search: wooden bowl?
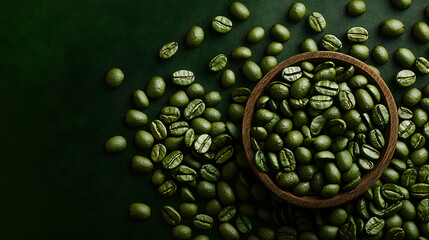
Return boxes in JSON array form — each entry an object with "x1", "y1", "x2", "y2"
[{"x1": 242, "y1": 51, "x2": 399, "y2": 208}]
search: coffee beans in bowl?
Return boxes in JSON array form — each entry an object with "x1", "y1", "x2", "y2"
[{"x1": 242, "y1": 51, "x2": 399, "y2": 208}]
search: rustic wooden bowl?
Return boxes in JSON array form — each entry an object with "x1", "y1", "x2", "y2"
[{"x1": 242, "y1": 51, "x2": 399, "y2": 208}]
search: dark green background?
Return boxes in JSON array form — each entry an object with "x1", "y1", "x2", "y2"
[{"x1": 1, "y1": 0, "x2": 428, "y2": 239}]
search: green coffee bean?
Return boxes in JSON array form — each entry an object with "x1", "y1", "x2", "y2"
[
  {"x1": 159, "y1": 42, "x2": 178, "y2": 59},
  {"x1": 349, "y1": 44, "x2": 370, "y2": 61},
  {"x1": 193, "y1": 214, "x2": 213, "y2": 230},
  {"x1": 247, "y1": 27, "x2": 265, "y2": 43},
  {"x1": 129, "y1": 203, "x2": 151, "y2": 220},
  {"x1": 162, "y1": 150, "x2": 183, "y2": 170},
  {"x1": 300, "y1": 38, "x2": 318, "y2": 52},
  {"x1": 172, "y1": 165, "x2": 196, "y2": 183},
  {"x1": 151, "y1": 169, "x2": 166, "y2": 186},
  {"x1": 172, "y1": 225, "x2": 192, "y2": 240},
  {"x1": 146, "y1": 76, "x2": 166, "y2": 99},
  {"x1": 220, "y1": 69, "x2": 236, "y2": 88},
  {"x1": 135, "y1": 130, "x2": 154, "y2": 149},
  {"x1": 372, "y1": 104, "x2": 390, "y2": 126},
  {"x1": 391, "y1": 0, "x2": 412, "y2": 9},
  {"x1": 186, "y1": 26, "x2": 204, "y2": 48},
  {"x1": 416, "y1": 57, "x2": 429, "y2": 74},
  {"x1": 410, "y1": 183, "x2": 429, "y2": 198},
  {"x1": 380, "y1": 19, "x2": 404, "y2": 37},
  {"x1": 235, "y1": 215, "x2": 252, "y2": 233},
  {"x1": 242, "y1": 60, "x2": 263, "y2": 82},
  {"x1": 229, "y1": 1, "x2": 250, "y2": 20},
  {"x1": 398, "y1": 120, "x2": 416, "y2": 139},
  {"x1": 347, "y1": 27, "x2": 369, "y2": 43},
  {"x1": 105, "y1": 135, "x2": 127, "y2": 153},
  {"x1": 347, "y1": 0, "x2": 366, "y2": 16},
  {"x1": 270, "y1": 24, "x2": 290, "y2": 43},
  {"x1": 365, "y1": 217, "x2": 384, "y2": 236},
  {"x1": 308, "y1": 12, "x2": 326, "y2": 32},
  {"x1": 200, "y1": 164, "x2": 220, "y2": 182},
  {"x1": 162, "y1": 205, "x2": 181, "y2": 226},
  {"x1": 209, "y1": 54, "x2": 227, "y2": 72},
  {"x1": 158, "y1": 180, "x2": 177, "y2": 197},
  {"x1": 194, "y1": 134, "x2": 211, "y2": 154},
  {"x1": 259, "y1": 56, "x2": 278, "y2": 74},
  {"x1": 184, "y1": 99, "x2": 205, "y2": 120},
  {"x1": 219, "y1": 222, "x2": 240, "y2": 240},
  {"x1": 132, "y1": 90, "x2": 150, "y2": 109},
  {"x1": 150, "y1": 120, "x2": 167, "y2": 140},
  {"x1": 310, "y1": 95, "x2": 333, "y2": 110},
  {"x1": 394, "y1": 47, "x2": 416, "y2": 68},
  {"x1": 413, "y1": 21, "x2": 429, "y2": 43},
  {"x1": 288, "y1": 2, "x2": 306, "y2": 22},
  {"x1": 231, "y1": 46, "x2": 252, "y2": 60},
  {"x1": 396, "y1": 69, "x2": 416, "y2": 87},
  {"x1": 186, "y1": 83, "x2": 205, "y2": 99},
  {"x1": 105, "y1": 68, "x2": 126, "y2": 90},
  {"x1": 321, "y1": 34, "x2": 342, "y2": 51},
  {"x1": 215, "y1": 145, "x2": 234, "y2": 164},
  {"x1": 131, "y1": 155, "x2": 154, "y2": 173},
  {"x1": 218, "y1": 206, "x2": 237, "y2": 222},
  {"x1": 371, "y1": 46, "x2": 389, "y2": 65},
  {"x1": 212, "y1": 16, "x2": 232, "y2": 33}
]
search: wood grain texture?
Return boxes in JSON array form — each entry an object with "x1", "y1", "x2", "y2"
[{"x1": 242, "y1": 51, "x2": 399, "y2": 208}]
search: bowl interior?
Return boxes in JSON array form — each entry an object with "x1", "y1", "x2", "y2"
[{"x1": 242, "y1": 51, "x2": 399, "y2": 208}]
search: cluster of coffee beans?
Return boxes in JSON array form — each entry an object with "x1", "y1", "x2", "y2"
[{"x1": 104, "y1": 1, "x2": 429, "y2": 239}]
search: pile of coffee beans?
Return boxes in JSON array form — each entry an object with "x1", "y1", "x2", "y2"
[
  {"x1": 103, "y1": 1, "x2": 429, "y2": 239},
  {"x1": 251, "y1": 60, "x2": 390, "y2": 198}
]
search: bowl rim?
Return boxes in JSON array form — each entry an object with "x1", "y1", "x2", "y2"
[{"x1": 242, "y1": 51, "x2": 399, "y2": 208}]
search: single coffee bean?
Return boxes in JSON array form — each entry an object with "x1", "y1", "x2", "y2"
[
  {"x1": 150, "y1": 120, "x2": 168, "y2": 140},
  {"x1": 365, "y1": 216, "x2": 385, "y2": 236},
  {"x1": 129, "y1": 203, "x2": 151, "y2": 221},
  {"x1": 146, "y1": 76, "x2": 166, "y2": 99},
  {"x1": 416, "y1": 198, "x2": 429, "y2": 222},
  {"x1": 194, "y1": 134, "x2": 212, "y2": 154},
  {"x1": 231, "y1": 88, "x2": 251, "y2": 104},
  {"x1": 151, "y1": 169, "x2": 166, "y2": 186},
  {"x1": 410, "y1": 183, "x2": 429, "y2": 198},
  {"x1": 169, "y1": 121, "x2": 189, "y2": 136},
  {"x1": 247, "y1": 27, "x2": 265, "y2": 43},
  {"x1": 209, "y1": 54, "x2": 228, "y2": 72},
  {"x1": 162, "y1": 150, "x2": 183, "y2": 170},
  {"x1": 349, "y1": 44, "x2": 370, "y2": 61},
  {"x1": 231, "y1": 46, "x2": 252, "y2": 60},
  {"x1": 236, "y1": 215, "x2": 252, "y2": 233},
  {"x1": 218, "y1": 206, "x2": 237, "y2": 222},
  {"x1": 321, "y1": 34, "x2": 342, "y2": 51},
  {"x1": 380, "y1": 19, "x2": 404, "y2": 37},
  {"x1": 270, "y1": 24, "x2": 290, "y2": 43},
  {"x1": 371, "y1": 46, "x2": 389, "y2": 65},
  {"x1": 134, "y1": 130, "x2": 154, "y2": 149},
  {"x1": 412, "y1": 21, "x2": 429, "y2": 43},
  {"x1": 347, "y1": 27, "x2": 369, "y2": 43},
  {"x1": 162, "y1": 206, "x2": 181, "y2": 225},
  {"x1": 347, "y1": 0, "x2": 366, "y2": 16},
  {"x1": 372, "y1": 104, "x2": 389, "y2": 126},
  {"x1": 215, "y1": 145, "x2": 234, "y2": 164},
  {"x1": 186, "y1": 26, "x2": 204, "y2": 48},
  {"x1": 242, "y1": 60, "x2": 263, "y2": 82},
  {"x1": 184, "y1": 99, "x2": 205, "y2": 120},
  {"x1": 172, "y1": 225, "x2": 192, "y2": 240},
  {"x1": 308, "y1": 12, "x2": 326, "y2": 32},
  {"x1": 398, "y1": 120, "x2": 416, "y2": 139},
  {"x1": 288, "y1": 2, "x2": 306, "y2": 22},
  {"x1": 131, "y1": 155, "x2": 153, "y2": 173},
  {"x1": 193, "y1": 214, "x2": 213, "y2": 230},
  {"x1": 220, "y1": 69, "x2": 236, "y2": 88},
  {"x1": 396, "y1": 69, "x2": 416, "y2": 87},
  {"x1": 415, "y1": 57, "x2": 429, "y2": 74},
  {"x1": 282, "y1": 66, "x2": 302, "y2": 82},
  {"x1": 259, "y1": 56, "x2": 278, "y2": 74},
  {"x1": 219, "y1": 222, "x2": 240, "y2": 240},
  {"x1": 105, "y1": 68, "x2": 124, "y2": 88},
  {"x1": 394, "y1": 47, "x2": 416, "y2": 68},
  {"x1": 105, "y1": 135, "x2": 127, "y2": 153},
  {"x1": 159, "y1": 41, "x2": 178, "y2": 59},
  {"x1": 369, "y1": 129, "x2": 385, "y2": 149},
  {"x1": 315, "y1": 80, "x2": 339, "y2": 96},
  {"x1": 310, "y1": 95, "x2": 333, "y2": 110},
  {"x1": 391, "y1": 0, "x2": 412, "y2": 9},
  {"x1": 158, "y1": 180, "x2": 177, "y2": 197},
  {"x1": 133, "y1": 90, "x2": 150, "y2": 109},
  {"x1": 212, "y1": 16, "x2": 232, "y2": 33},
  {"x1": 264, "y1": 42, "x2": 284, "y2": 57},
  {"x1": 151, "y1": 143, "x2": 167, "y2": 163},
  {"x1": 229, "y1": 1, "x2": 250, "y2": 20},
  {"x1": 172, "y1": 165, "x2": 197, "y2": 183},
  {"x1": 172, "y1": 70, "x2": 195, "y2": 86},
  {"x1": 401, "y1": 168, "x2": 417, "y2": 187},
  {"x1": 361, "y1": 144, "x2": 380, "y2": 160},
  {"x1": 300, "y1": 38, "x2": 318, "y2": 52}
]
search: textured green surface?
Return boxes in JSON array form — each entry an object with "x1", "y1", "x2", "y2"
[{"x1": 1, "y1": 0, "x2": 428, "y2": 239}]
